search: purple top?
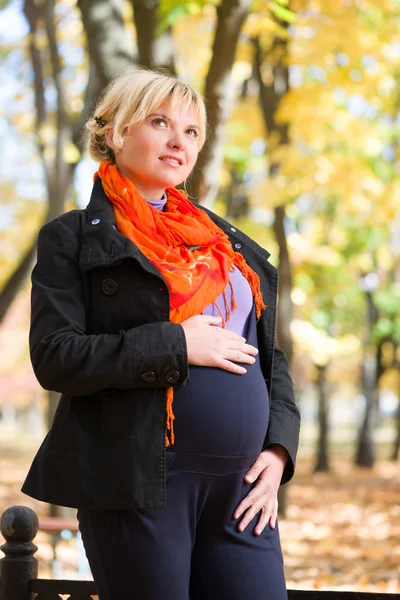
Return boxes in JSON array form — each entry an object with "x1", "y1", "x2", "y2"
[{"x1": 147, "y1": 195, "x2": 253, "y2": 337}]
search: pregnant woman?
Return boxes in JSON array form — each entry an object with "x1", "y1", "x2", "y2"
[{"x1": 22, "y1": 68, "x2": 300, "y2": 600}]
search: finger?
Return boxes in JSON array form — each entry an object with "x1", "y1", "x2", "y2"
[
  {"x1": 238, "y1": 502, "x2": 265, "y2": 532},
  {"x1": 234, "y1": 484, "x2": 266, "y2": 519},
  {"x1": 224, "y1": 349, "x2": 256, "y2": 365},
  {"x1": 241, "y1": 343, "x2": 259, "y2": 356},
  {"x1": 224, "y1": 341, "x2": 258, "y2": 356},
  {"x1": 269, "y1": 501, "x2": 278, "y2": 529},
  {"x1": 225, "y1": 344, "x2": 258, "y2": 357},
  {"x1": 255, "y1": 505, "x2": 271, "y2": 536},
  {"x1": 217, "y1": 358, "x2": 247, "y2": 375},
  {"x1": 201, "y1": 316, "x2": 223, "y2": 325},
  {"x1": 244, "y1": 458, "x2": 268, "y2": 484},
  {"x1": 244, "y1": 496, "x2": 275, "y2": 534}
]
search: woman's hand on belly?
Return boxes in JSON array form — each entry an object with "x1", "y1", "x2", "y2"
[
  {"x1": 233, "y1": 446, "x2": 289, "y2": 535},
  {"x1": 181, "y1": 314, "x2": 258, "y2": 375}
]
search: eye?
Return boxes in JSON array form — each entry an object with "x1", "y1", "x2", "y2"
[
  {"x1": 187, "y1": 128, "x2": 199, "y2": 138},
  {"x1": 152, "y1": 118, "x2": 168, "y2": 127}
]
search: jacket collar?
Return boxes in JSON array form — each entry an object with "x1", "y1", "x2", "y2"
[
  {"x1": 79, "y1": 177, "x2": 270, "y2": 272},
  {"x1": 191, "y1": 201, "x2": 271, "y2": 261},
  {"x1": 79, "y1": 177, "x2": 141, "y2": 272}
]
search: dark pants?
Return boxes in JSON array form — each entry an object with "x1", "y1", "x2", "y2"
[
  {"x1": 77, "y1": 453, "x2": 287, "y2": 600},
  {"x1": 78, "y1": 307, "x2": 287, "y2": 599}
]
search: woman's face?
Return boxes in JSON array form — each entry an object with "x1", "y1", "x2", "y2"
[{"x1": 109, "y1": 96, "x2": 202, "y2": 199}]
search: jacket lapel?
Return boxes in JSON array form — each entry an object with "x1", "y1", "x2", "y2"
[
  {"x1": 79, "y1": 178, "x2": 163, "y2": 281},
  {"x1": 192, "y1": 201, "x2": 271, "y2": 262}
]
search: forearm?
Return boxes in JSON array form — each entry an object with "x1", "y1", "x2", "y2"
[
  {"x1": 263, "y1": 345, "x2": 300, "y2": 484},
  {"x1": 31, "y1": 321, "x2": 189, "y2": 396}
]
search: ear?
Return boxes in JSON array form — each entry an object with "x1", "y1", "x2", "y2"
[{"x1": 105, "y1": 128, "x2": 117, "y2": 152}]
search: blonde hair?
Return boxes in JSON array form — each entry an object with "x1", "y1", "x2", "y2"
[{"x1": 86, "y1": 68, "x2": 207, "y2": 163}]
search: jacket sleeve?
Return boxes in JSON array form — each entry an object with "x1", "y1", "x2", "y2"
[
  {"x1": 262, "y1": 345, "x2": 300, "y2": 485},
  {"x1": 29, "y1": 216, "x2": 189, "y2": 396}
]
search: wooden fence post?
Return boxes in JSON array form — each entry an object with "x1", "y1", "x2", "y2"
[{"x1": 0, "y1": 506, "x2": 38, "y2": 600}]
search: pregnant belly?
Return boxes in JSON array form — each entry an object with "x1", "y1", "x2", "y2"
[{"x1": 170, "y1": 361, "x2": 269, "y2": 456}]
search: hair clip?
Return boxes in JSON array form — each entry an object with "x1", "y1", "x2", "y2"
[{"x1": 93, "y1": 115, "x2": 107, "y2": 127}]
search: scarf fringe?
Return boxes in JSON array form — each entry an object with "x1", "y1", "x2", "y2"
[
  {"x1": 228, "y1": 277, "x2": 238, "y2": 311},
  {"x1": 165, "y1": 387, "x2": 175, "y2": 447},
  {"x1": 233, "y1": 253, "x2": 267, "y2": 319}
]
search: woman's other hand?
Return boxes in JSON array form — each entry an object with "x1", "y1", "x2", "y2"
[
  {"x1": 180, "y1": 315, "x2": 258, "y2": 374},
  {"x1": 233, "y1": 445, "x2": 289, "y2": 535}
]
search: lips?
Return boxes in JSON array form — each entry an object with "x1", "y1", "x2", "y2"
[{"x1": 159, "y1": 156, "x2": 182, "y2": 166}]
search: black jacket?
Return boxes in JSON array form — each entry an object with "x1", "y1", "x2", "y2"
[{"x1": 22, "y1": 178, "x2": 300, "y2": 509}]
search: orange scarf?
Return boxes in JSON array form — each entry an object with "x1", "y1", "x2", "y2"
[{"x1": 95, "y1": 160, "x2": 266, "y2": 445}]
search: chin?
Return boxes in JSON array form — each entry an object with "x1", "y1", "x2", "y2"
[{"x1": 161, "y1": 176, "x2": 184, "y2": 189}]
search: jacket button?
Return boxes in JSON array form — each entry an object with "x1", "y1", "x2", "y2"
[
  {"x1": 165, "y1": 370, "x2": 180, "y2": 384},
  {"x1": 101, "y1": 279, "x2": 118, "y2": 295},
  {"x1": 142, "y1": 371, "x2": 156, "y2": 383}
]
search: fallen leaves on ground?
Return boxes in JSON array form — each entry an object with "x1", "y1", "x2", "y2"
[{"x1": 280, "y1": 456, "x2": 400, "y2": 593}]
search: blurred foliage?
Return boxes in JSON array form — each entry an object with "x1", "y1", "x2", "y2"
[{"x1": 0, "y1": 0, "x2": 399, "y2": 394}]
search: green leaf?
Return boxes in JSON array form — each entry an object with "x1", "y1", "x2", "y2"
[
  {"x1": 268, "y1": 1, "x2": 296, "y2": 23},
  {"x1": 311, "y1": 309, "x2": 330, "y2": 331},
  {"x1": 158, "y1": 0, "x2": 207, "y2": 32},
  {"x1": 373, "y1": 318, "x2": 393, "y2": 343}
]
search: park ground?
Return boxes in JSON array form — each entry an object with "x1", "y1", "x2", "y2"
[{"x1": 0, "y1": 427, "x2": 399, "y2": 593}]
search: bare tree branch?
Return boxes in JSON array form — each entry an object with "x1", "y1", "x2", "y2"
[
  {"x1": 0, "y1": 0, "x2": 55, "y2": 326},
  {"x1": 71, "y1": 60, "x2": 102, "y2": 154},
  {"x1": 24, "y1": 0, "x2": 51, "y2": 189},
  {"x1": 1, "y1": 0, "x2": 84, "y2": 324},
  {"x1": 44, "y1": 0, "x2": 73, "y2": 218}
]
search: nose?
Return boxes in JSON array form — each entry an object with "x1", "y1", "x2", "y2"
[{"x1": 167, "y1": 130, "x2": 185, "y2": 151}]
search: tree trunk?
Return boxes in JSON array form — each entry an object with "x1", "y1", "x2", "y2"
[
  {"x1": 391, "y1": 397, "x2": 400, "y2": 461},
  {"x1": 252, "y1": 10, "x2": 294, "y2": 516},
  {"x1": 225, "y1": 168, "x2": 249, "y2": 219},
  {"x1": 314, "y1": 364, "x2": 330, "y2": 472},
  {"x1": 0, "y1": 240, "x2": 37, "y2": 325},
  {"x1": 188, "y1": 0, "x2": 252, "y2": 207},
  {"x1": 355, "y1": 350, "x2": 376, "y2": 467},
  {"x1": 131, "y1": 0, "x2": 176, "y2": 74},
  {"x1": 355, "y1": 290, "x2": 377, "y2": 468},
  {"x1": 78, "y1": 0, "x2": 136, "y2": 88},
  {"x1": 253, "y1": 31, "x2": 293, "y2": 359},
  {"x1": 273, "y1": 205, "x2": 293, "y2": 363}
]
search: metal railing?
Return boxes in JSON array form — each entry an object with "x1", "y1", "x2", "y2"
[{"x1": 1, "y1": 506, "x2": 399, "y2": 600}]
